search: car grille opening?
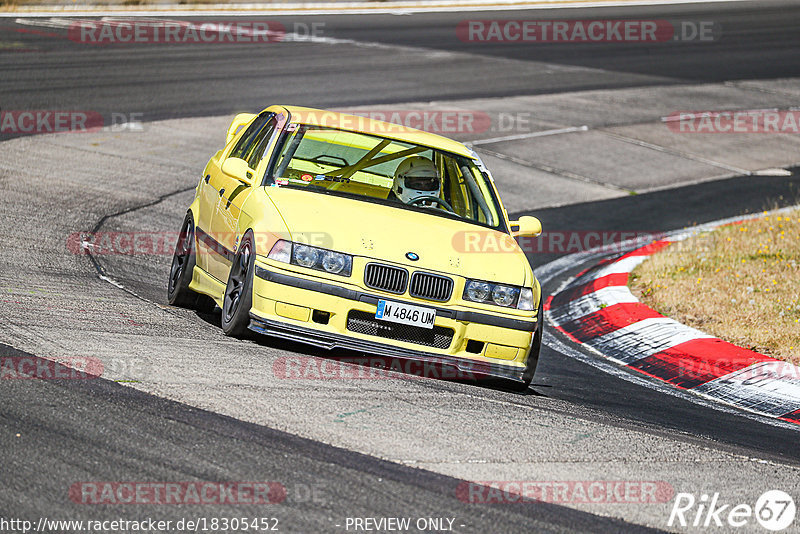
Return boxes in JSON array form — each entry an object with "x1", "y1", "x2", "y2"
[
  {"x1": 346, "y1": 310, "x2": 453, "y2": 349},
  {"x1": 364, "y1": 263, "x2": 408, "y2": 294},
  {"x1": 409, "y1": 272, "x2": 454, "y2": 302},
  {"x1": 312, "y1": 310, "x2": 330, "y2": 325},
  {"x1": 465, "y1": 339, "x2": 485, "y2": 354}
]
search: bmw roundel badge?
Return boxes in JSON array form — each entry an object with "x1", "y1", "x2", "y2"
[{"x1": 406, "y1": 252, "x2": 419, "y2": 261}]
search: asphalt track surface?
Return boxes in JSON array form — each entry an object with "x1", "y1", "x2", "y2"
[
  {"x1": 2, "y1": 1, "x2": 800, "y2": 533},
  {"x1": 0, "y1": 1, "x2": 799, "y2": 123},
  {"x1": 1, "y1": 343, "x2": 650, "y2": 533}
]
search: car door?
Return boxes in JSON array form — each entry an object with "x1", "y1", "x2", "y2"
[
  {"x1": 209, "y1": 113, "x2": 279, "y2": 282},
  {"x1": 194, "y1": 153, "x2": 230, "y2": 275},
  {"x1": 194, "y1": 114, "x2": 263, "y2": 275}
]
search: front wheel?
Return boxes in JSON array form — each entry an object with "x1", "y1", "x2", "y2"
[
  {"x1": 514, "y1": 304, "x2": 544, "y2": 391},
  {"x1": 490, "y1": 304, "x2": 543, "y2": 393},
  {"x1": 221, "y1": 231, "x2": 255, "y2": 337}
]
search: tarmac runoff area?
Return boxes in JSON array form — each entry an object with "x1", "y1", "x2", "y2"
[{"x1": 2, "y1": 80, "x2": 800, "y2": 530}]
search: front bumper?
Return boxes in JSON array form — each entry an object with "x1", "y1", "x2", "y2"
[
  {"x1": 249, "y1": 314, "x2": 529, "y2": 382},
  {"x1": 250, "y1": 262, "x2": 539, "y2": 383}
]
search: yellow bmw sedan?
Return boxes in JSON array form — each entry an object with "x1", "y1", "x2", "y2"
[{"x1": 168, "y1": 105, "x2": 544, "y2": 390}]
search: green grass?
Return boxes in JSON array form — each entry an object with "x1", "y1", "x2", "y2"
[{"x1": 630, "y1": 209, "x2": 800, "y2": 364}]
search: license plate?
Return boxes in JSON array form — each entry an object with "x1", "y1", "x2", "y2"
[{"x1": 375, "y1": 300, "x2": 436, "y2": 329}]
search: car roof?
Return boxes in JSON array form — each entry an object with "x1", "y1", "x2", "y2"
[{"x1": 265, "y1": 105, "x2": 476, "y2": 159}]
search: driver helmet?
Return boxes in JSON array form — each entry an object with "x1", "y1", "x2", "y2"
[{"x1": 392, "y1": 156, "x2": 440, "y2": 205}]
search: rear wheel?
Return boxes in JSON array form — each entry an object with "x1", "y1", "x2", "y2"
[
  {"x1": 221, "y1": 231, "x2": 255, "y2": 337},
  {"x1": 167, "y1": 214, "x2": 216, "y2": 312},
  {"x1": 168, "y1": 213, "x2": 200, "y2": 307}
]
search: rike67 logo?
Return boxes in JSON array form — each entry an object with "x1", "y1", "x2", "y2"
[{"x1": 669, "y1": 490, "x2": 795, "y2": 531}]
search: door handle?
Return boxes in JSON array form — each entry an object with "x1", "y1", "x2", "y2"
[
  {"x1": 204, "y1": 174, "x2": 210, "y2": 183},
  {"x1": 219, "y1": 188, "x2": 225, "y2": 197}
]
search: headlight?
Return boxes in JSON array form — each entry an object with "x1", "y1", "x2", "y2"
[
  {"x1": 293, "y1": 244, "x2": 320, "y2": 268},
  {"x1": 465, "y1": 280, "x2": 491, "y2": 302},
  {"x1": 265, "y1": 240, "x2": 352, "y2": 277},
  {"x1": 464, "y1": 279, "x2": 533, "y2": 310},
  {"x1": 322, "y1": 251, "x2": 348, "y2": 274},
  {"x1": 492, "y1": 284, "x2": 518, "y2": 307}
]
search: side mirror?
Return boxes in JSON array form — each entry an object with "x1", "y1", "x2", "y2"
[
  {"x1": 221, "y1": 157, "x2": 253, "y2": 186},
  {"x1": 510, "y1": 216, "x2": 542, "y2": 238},
  {"x1": 226, "y1": 112, "x2": 257, "y2": 146}
]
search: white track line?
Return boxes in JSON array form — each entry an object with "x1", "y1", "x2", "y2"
[
  {"x1": 470, "y1": 125, "x2": 588, "y2": 146},
  {"x1": 599, "y1": 129, "x2": 752, "y2": 176},
  {"x1": 1, "y1": 0, "x2": 760, "y2": 17}
]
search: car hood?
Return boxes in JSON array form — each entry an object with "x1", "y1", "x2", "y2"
[{"x1": 264, "y1": 187, "x2": 531, "y2": 285}]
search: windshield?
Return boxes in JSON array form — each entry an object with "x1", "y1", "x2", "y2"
[{"x1": 269, "y1": 124, "x2": 505, "y2": 230}]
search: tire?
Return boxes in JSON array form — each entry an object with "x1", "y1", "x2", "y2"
[
  {"x1": 514, "y1": 303, "x2": 544, "y2": 391},
  {"x1": 167, "y1": 213, "x2": 203, "y2": 308},
  {"x1": 492, "y1": 303, "x2": 543, "y2": 393},
  {"x1": 221, "y1": 230, "x2": 255, "y2": 337}
]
